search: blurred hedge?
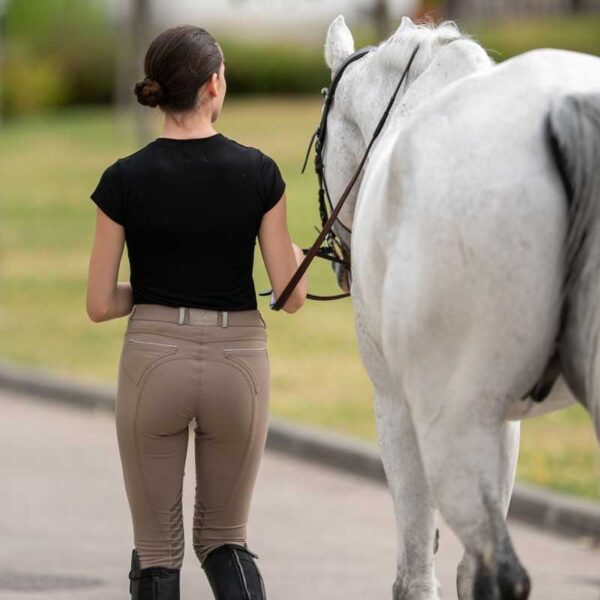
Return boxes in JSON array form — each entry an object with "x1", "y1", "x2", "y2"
[
  {"x1": 1, "y1": 6, "x2": 599, "y2": 118},
  {"x1": 468, "y1": 15, "x2": 600, "y2": 61},
  {"x1": 165, "y1": 15, "x2": 600, "y2": 97},
  {"x1": 218, "y1": 38, "x2": 329, "y2": 95},
  {"x1": 1, "y1": 0, "x2": 116, "y2": 118}
]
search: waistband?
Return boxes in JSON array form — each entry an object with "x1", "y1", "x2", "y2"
[{"x1": 127, "y1": 304, "x2": 265, "y2": 328}]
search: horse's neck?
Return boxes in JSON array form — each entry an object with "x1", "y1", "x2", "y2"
[
  {"x1": 386, "y1": 38, "x2": 493, "y2": 133},
  {"x1": 345, "y1": 40, "x2": 491, "y2": 228}
]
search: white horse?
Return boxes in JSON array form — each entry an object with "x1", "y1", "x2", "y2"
[{"x1": 320, "y1": 14, "x2": 600, "y2": 600}]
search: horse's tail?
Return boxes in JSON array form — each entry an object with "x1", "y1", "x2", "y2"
[{"x1": 548, "y1": 91, "x2": 600, "y2": 438}]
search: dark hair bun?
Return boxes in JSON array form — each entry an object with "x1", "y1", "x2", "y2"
[{"x1": 134, "y1": 77, "x2": 166, "y2": 107}]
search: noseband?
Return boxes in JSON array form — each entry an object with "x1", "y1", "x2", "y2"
[{"x1": 264, "y1": 43, "x2": 421, "y2": 311}]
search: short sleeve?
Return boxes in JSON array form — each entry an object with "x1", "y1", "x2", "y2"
[
  {"x1": 90, "y1": 160, "x2": 126, "y2": 225},
  {"x1": 258, "y1": 152, "x2": 286, "y2": 214}
]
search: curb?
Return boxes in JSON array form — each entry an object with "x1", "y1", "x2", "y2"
[{"x1": 0, "y1": 361, "x2": 598, "y2": 542}]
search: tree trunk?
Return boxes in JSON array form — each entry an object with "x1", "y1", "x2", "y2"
[
  {"x1": 0, "y1": 2, "x2": 7, "y2": 127},
  {"x1": 373, "y1": 0, "x2": 391, "y2": 42},
  {"x1": 114, "y1": 0, "x2": 153, "y2": 145},
  {"x1": 443, "y1": 0, "x2": 468, "y2": 18},
  {"x1": 132, "y1": 0, "x2": 153, "y2": 144}
]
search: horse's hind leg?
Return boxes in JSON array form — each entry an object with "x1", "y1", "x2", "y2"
[
  {"x1": 456, "y1": 421, "x2": 520, "y2": 600},
  {"x1": 375, "y1": 386, "x2": 439, "y2": 600},
  {"x1": 410, "y1": 396, "x2": 530, "y2": 600},
  {"x1": 354, "y1": 306, "x2": 438, "y2": 599}
]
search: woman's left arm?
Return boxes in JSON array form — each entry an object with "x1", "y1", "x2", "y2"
[{"x1": 86, "y1": 207, "x2": 133, "y2": 322}]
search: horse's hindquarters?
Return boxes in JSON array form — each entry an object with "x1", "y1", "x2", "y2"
[{"x1": 377, "y1": 51, "x2": 600, "y2": 414}]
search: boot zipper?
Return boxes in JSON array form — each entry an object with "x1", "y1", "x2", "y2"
[{"x1": 231, "y1": 548, "x2": 252, "y2": 600}]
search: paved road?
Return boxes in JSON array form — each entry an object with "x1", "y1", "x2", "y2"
[{"x1": 0, "y1": 389, "x2": 598, "y2": 599}]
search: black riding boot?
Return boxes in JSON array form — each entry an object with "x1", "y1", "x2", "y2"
[
  {"x1": 129, "y1": 548, "x2": 180, "y2": 600},
  {"x1": 202, "y1": 543, "x2": 266, "y2": 600}
]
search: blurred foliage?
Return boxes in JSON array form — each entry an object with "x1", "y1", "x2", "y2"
[
  {"x1": 468, "y1": 14, "x2": 600, "y2": 61},
  {"x1": 1, "y1": 6, "x2": 599, "y2": 117},
  {"x1": 218, "y1": 38, "x2": 330, "y2": 95},
  {"x1": 217, "y1": 27, "x2": 375, "y2": 95},
  {"x1": 213, "y1": 15, "x2": 600, "y2": 95},
  {"x1": 2, "y1": 54, "x2": 68, "y2": 115},
  {"x1": 2, "y1": 0, "x2": 116, "y2": 117}
]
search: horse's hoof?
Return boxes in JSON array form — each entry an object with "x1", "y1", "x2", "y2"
[{"x1": 473, "y1": 560, "x2": 531, "y2": 600}]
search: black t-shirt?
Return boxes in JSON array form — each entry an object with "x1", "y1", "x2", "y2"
[{"x1": 90, "y1": 133, "x2": 286, "y2": 311}]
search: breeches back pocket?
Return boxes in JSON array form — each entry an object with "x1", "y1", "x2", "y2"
[
  {"x1": 222, "y1": 345, "x2": 268, "y2": 395},
  {"x1": 121, "y1": 336, "x2": 178, "y2": 385}
]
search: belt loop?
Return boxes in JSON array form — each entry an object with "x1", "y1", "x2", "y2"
[
  {"x1": 178, "y1": 307, "x2": 186, "y2": 325},
  {"x1": 221, "y1": 311, "x2": 228, "y2": 328},
  {"x1": 127, "y1": 304, "x2": 137, "y2": 322}
]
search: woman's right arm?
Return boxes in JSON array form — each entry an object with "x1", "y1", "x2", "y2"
[{"x1": 257, "y1": 192, "x2": 307, "y2": 313}]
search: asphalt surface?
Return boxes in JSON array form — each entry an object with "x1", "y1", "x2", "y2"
[{"x1": 1, "y1": 389, "x2": 598, "y2": 599}]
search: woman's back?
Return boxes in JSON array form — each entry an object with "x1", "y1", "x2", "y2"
[
  {"x1": 86, "y1": 24, "x2": 307, "y2": 599},
  {"x1": 91, "y1": 133, "x2": 285, "y2": 310}
]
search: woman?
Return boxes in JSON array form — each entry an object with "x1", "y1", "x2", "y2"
[{"x1": 86, "y1": 24, "x2": 308, "y2": 600}]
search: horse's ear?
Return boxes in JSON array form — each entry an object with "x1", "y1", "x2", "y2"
[
  {"x1": 325, "y1": 15, "x2": 355, "y2": 72},
  {"x1": 397, "y1": 16, "x2": 417, "y2": 33}
]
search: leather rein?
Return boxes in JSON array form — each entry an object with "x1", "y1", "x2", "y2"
[{"x1": 263, "y1": 43, "x2": 421, "y2": 311}]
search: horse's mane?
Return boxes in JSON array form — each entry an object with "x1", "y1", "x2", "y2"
[{"x1": 374, "y1": 19, "x2": 471, "y2": 77}]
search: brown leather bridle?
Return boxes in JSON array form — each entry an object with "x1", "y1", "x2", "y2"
[{"x1": 262, "y1": 43, "x2": 421, "y2": 311}]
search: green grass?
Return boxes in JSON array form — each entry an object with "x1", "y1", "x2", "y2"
[{"x1": 0, "y1": 99, "x2": 598, "y2": 501}]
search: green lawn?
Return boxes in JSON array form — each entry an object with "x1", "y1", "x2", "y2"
[{"x1": 0, "y1": 98, "x2": 598, "y2": 501}]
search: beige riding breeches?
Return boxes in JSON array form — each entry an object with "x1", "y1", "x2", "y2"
[{"x1": 115, "y1": 303, "x2": 270, "y2": 570}]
